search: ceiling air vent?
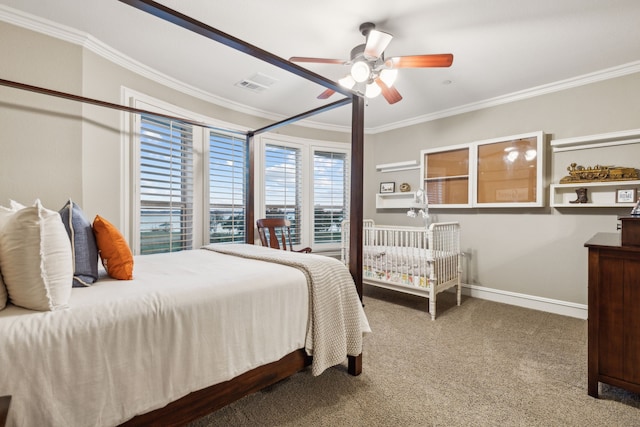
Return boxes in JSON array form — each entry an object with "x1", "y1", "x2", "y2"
[{"x1": 234, "y1": 72, "x2": 278, "y2": 93}]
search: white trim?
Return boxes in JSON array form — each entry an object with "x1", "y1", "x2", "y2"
[
  {"x1": 2, "y1": 5, "x2": 639, "y2": 135},
  {"x1": 460, "y1": 283, "x2": 588, "y2": 319}
]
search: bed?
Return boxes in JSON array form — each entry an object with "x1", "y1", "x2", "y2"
[
  {"x1": 0, "y1": 244, "x2": 369, "y2": 426},
  {"x1": 0, "y1": 1, "x2": 370, "y2": 425},
  {"x1": 342, "y1": 220, "x2": 462, "y2": 320}
]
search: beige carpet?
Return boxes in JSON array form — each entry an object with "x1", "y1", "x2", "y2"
[{"x1": 190, "y1": 286, "x2": 640, "y2": 426}]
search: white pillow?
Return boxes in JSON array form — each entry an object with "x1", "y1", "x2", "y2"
[{"x1": 0, "y1": 200, "x2": 73, "y2": 311}]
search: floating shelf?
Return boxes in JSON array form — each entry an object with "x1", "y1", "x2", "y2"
[
  {"x1": 551, "y1": 181, "x2": 640, "y2": 208},
  {"x1": 376, "y1": 192, "x2": 422, "y2": 209},
  {"x1": 375, "y1": 160, "x2": 419, "y2": 173}
]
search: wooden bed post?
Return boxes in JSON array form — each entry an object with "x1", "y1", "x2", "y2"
[
  {"x1": 349, "y1": 95, "x2": 364, "y2": 301},
  {"x1": 348, "y1": 95, "x2": 364, "y2": 377},
  {"x1": 246, "y1": 132, "x2": 255, "y2": 244}
]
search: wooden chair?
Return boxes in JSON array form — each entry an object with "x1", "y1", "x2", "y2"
[{"x1": 256, "y1": 218, "x2": 312, "y2": 253}]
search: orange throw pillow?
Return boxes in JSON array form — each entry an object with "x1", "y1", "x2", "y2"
[{"x1": 93, "y1": 215, "x2": 133, "y2": 280}]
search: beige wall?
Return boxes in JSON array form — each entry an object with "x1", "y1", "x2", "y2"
[
  {"x1": 0, "y1": 23, "x2": 84, "y2": 208},
  {"x1": 3, "y1": 19, "x2": 640, "y2": 310},
  {"x1": 366, "y1": 72, "x2": 640, "y2": 306},
  {"x1": 0, "y1": 21, "x2": 348, "y2": 227}
]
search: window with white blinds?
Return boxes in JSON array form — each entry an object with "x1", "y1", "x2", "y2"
[
  {"x1": 209, "y1": 132, "x2": 246, "y2": 244},
  {"x1": 313, "y1": 150, "x2": 348, "y2": 243},
  {"x1": 139, "y1": 114, "x2": 194, "y2": 254},
  {"x1": 264, "y1": 144, "x2": 303, "y2": 244}
]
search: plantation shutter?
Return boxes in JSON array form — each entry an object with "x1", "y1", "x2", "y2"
[
  {"x1": 313, "y1": 150, "x2": 348, "y2": 243},
  {"x1": 264, "y1": 144, "x2": 302, "y2": 244},
  {"x1": 139, "y1": 114, "x2": 194, "y2": 254},
  {"x1": 209, "y1": 132, "x2": 247, "y2": 244}
]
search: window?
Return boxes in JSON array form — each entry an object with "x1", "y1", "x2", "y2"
[
  {"x1": 264, "y1": 144, "x2": 303, "y2": 244},
  {"x1": 313, "y1": 150, "x2": 348, "y2": 243},
  {"x1": 258, "y1": 136, "x2": 350, "y2": 251},
  {"x1": 138, "y1": 114, "x2": 194, "y2": 255},
  {"x1": 209, "y1": 132, "x2": 247, "y2": 244},
  {"x1": 128, "y1": 90, "x2": 346, "y2": 255}
]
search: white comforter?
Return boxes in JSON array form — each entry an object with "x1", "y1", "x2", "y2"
[{"x1": 0, "y1": 246, "x2": 368, "y2": 427}]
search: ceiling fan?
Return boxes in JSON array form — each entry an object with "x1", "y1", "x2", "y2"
[{"x1": 289, "y1": 22, "x2": 453, "y2": 104}]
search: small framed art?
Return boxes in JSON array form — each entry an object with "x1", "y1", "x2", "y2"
[
  {"x1": 380, "y1": 182, "x2": 395, "y2": 193},
  {"x1": 616, "y1": 188, "x2": 637, "y2": 203}
]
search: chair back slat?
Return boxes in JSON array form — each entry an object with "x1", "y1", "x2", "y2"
[{"x1": 256, "y1": 218, "x2": 311, "y2": 253}]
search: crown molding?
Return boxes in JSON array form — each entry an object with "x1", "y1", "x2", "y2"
[
  {"x1": 2, "y1": 5, "x2": 639, "y2": 136},
  {"x1": 368, "y1": 60, "x2": 640, "y2": 134},
  {"x1": 0, "y1": 5, "x2": 295, "y2": 126}
]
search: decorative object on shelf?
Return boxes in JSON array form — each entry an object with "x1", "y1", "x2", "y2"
[
  {"x1": 569, "y1": 187, "x2": 589, "y2": 204},
  {"x1": 560, "y1": 163, "x2": 639, "y2": 183},
  {"x1": 631, "y1": 199, "x2": 640, "y2": 216},
  {"x1": 399, "y1": 182, "x2": 411, "y2": 192},
  {"x1": 407, "y1": 189, "x2": 429, "y2": 225},
  {"x1": 616, "y1": 188, "x2": 637, "y2": 203},
  {"x1": 379, "y1": 182, "x2": 395, "y2": 193}
]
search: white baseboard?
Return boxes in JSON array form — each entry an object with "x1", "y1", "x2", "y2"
[{"x1": 460, "y1": 283, "x2": 587, "y2": 319}]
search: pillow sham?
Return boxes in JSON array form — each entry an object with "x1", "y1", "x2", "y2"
[
  {"x1": 59, "y1": 200, "x2": 99, "y2": 287},
  {"x1": 93, "y1": 215, "x2": 134, "y2": 280},
  {"x1": 0, "y1": 200, "x2": 73, "y2": 311}
]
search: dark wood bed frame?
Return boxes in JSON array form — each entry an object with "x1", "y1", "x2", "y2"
[{"x1": 0, "y1": 1, "x2": 365, "y2": 425}]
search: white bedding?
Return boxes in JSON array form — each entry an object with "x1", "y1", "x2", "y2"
[
  {"x1": 363, "y1": 245, "x2": 432, "y2": 275},
  {"x1": 0, "y1": 246, "x2": 365, "y2": 427}
]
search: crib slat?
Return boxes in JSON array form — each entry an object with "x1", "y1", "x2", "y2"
[{"x1": 341, "y1": 220, "x2": 461, "y2": 320}]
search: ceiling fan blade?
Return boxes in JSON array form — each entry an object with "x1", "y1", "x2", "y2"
[
  {"x1": 317, "y1": 88, "x2": 336, "y2": 99},
  {"x1": 375, "y1": 78, "x2": 403, "y2": 104},
  {"x1": 364, "y1": 29, "x2": 393, "y2": 59},
  {"x1": 289, "y1": 56, "x2": 347, "y2": 65},
  {"x1": 386, "y1": 53, "x2": 454, "y2": 68}
]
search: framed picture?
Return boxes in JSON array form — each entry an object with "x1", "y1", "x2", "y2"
[
  {"x1": 380, "y1": 182, "x2": 395, "y2": 193},
  {"x1": 616, "y1": 188, "x2": 637, "y2": 203}
]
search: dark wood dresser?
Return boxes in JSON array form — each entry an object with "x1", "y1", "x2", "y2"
[{"x1": 585, "y1": 232, "x2": 640, "y2": 397}]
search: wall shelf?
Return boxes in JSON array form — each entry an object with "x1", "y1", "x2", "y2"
[
  {"x1": 376, "y1": 192, "x2": 422, "y2": 209},
  {"x1": 550, "y1": 129, "x2": 640, "y2": 208},
  {"x1": 551, "y1": 128, "x2": 640, "y2": 152},
  {"x1": 550, "y1": 180, "x2": 640, "y2": 207},
  {"x1": 375, "y1": 160, "x2": 419, "y2": 173}
]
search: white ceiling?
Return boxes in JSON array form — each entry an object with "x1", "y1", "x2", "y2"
[{"x1": 2, "y1": 0, "x2": 640, "y2": 133}]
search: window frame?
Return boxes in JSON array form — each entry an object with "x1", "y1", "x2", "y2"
[
  {"x1": 122, "y1": 90, "x2": 349, "y2": 255},
  {"x1": 256, "y1": 134, "x2": 350, "y2": 252},
  {"x1": 123, "y1": 89, "x2": 249, "y2": 255}
]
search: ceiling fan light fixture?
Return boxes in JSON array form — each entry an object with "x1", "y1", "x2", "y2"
[
  {"x1": 379, "y1": 68, "x2": 398, "y2": 87},
  {"x1": 365, "y1": 81, "x2": 382, "y2": 98},
  {"x1": 350, "y1": 60, "x2": 371, "y2": 83},
  {"x1": 338, "y1": 75, "x2": 356, "y2": 89}
]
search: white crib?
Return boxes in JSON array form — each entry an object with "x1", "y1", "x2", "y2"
[{"x1": 341, "y1": 220, "x2": 462, "y2": 320}]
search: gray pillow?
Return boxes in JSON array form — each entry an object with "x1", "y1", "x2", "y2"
[{"x1": 59, "y1": 200, "x2": 99, "y2": 287}]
